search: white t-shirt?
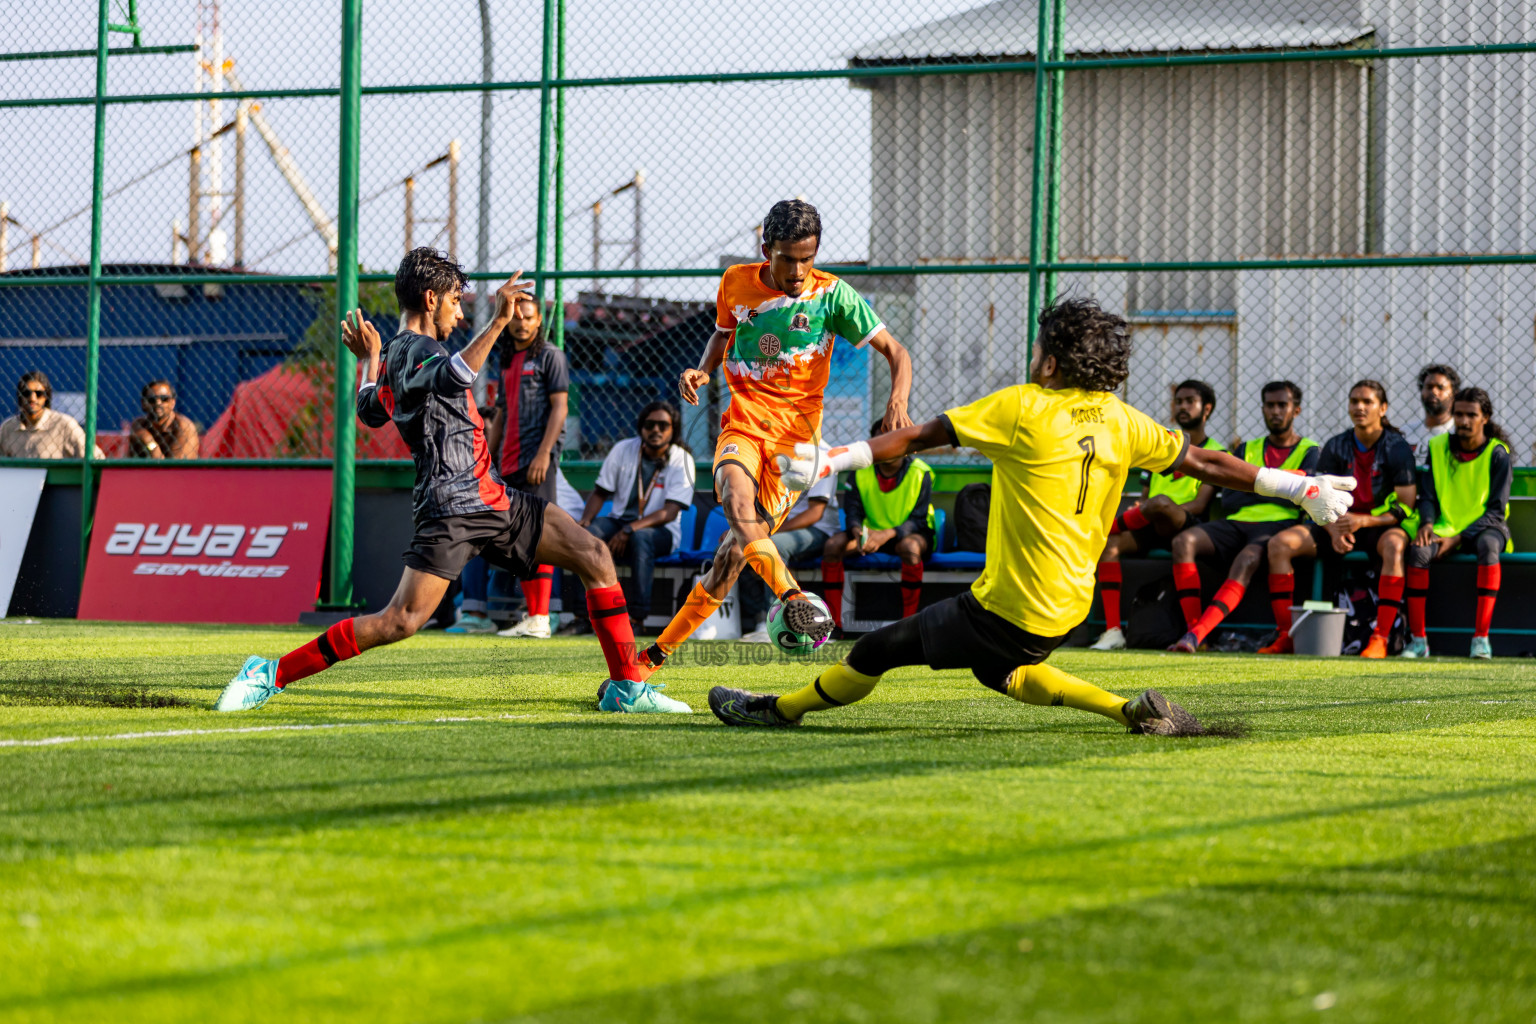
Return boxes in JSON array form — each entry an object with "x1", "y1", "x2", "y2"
[
  {"x1": 1400, "y1": 418, "x2": 1453, "y2": 466},
  {"x1": 594, "y1": 438, "x2": 697, "y2": 548},
  {"x1": 784, "y1": 472, "x2": 840, "y2": 535}
]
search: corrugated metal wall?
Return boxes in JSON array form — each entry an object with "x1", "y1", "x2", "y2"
[
  {"x1": 864, "y1": 61, "x2": 1368, "y2": 313},
  {"x1": 1368, "y1": 0, "x2": 1536, "y2": 253},
  {"x1": 1238, "y1": 265, "x2": 1536, "y2": 460}
]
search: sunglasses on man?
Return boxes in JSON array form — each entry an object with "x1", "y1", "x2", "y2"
[
  {"x1": 18, "y1": 388, "x2": 47, "y2": 398},
  {"x1": 640, "y1": 419, "x2": 671, "y2": 431}
]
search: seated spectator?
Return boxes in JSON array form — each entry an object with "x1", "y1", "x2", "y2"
[
  {"x1": 1263, "y1": 380, "x2": 1417, "y2": 658},
  {"x1": 1090, "y1": 379, "x2": 1224, "y2": 650},
  {"x1": 1403, "y1": 388, "x2": 1511, "y2": 660},
  {"x1": 0, "y1": 371, "x2": 97, "y2": 459},
  {"x1": 129, "y1": 380, "x2": 201, "y2": 459},
  {"x1": 821, "y1": 421, "x2": 934, "y2": 629},
  {"x1": 566, "y1": 402, "x2": 695, "y2": 634},
  {"x1": 1401, "y1": 363, "x2": 1459, "y2": 466},
  {"x1": 1163, "y1": 381, "x2": 1319, "y2": 652},
  {"x1": 740, "y1": 467, "x2": 840, "y2": 641}
]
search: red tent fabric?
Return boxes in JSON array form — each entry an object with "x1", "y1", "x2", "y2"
[{"x1": 200, "y1": 363, "x2": 411, "y2": 459}]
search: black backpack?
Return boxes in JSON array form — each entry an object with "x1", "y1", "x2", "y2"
[
  {"x1": 953, "y1": 483, "x2": 991, "y2": 552},
  {"x1": 1338, "y1": 574, "x2": 1410, "y2": 656},
  {"x1": 1124, "y1": 575, "x2": 1188, "y2": 650}
]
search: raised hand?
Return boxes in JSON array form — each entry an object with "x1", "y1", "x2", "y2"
[
  {"x1": 341, "y1": 309, "x2": 382, "y2": 361},
  {"x1": 491, "y1": 271, "x2": 534, "y2": 322}
]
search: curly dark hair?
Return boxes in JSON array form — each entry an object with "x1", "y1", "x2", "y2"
[
  {"x1": 761, "y1": 199, "x2": 821, "y2": 249},
  {"x1": 16, "y1": 369, "x2": 52, "y2": 408},
  {"x1": 1417, "y1": 363, "x2": 1461, "y2": 392},
  {"x1": 1036, "y1": 298, "x2": 1131, "y2": 392},
  {"x1": 1453, "y1": 387, "x2": 1510, "y2": 446},
  {"x1": 636, "y1": 399, "x2": 690, "y2": 455},
  {"x1": 395, "y1": 246, "x2": 467, "y2": 313},
  {"x1": 1174, "y1": 378, "x2": 1216, "y2": 413}
]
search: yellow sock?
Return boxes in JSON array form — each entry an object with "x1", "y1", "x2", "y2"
[
  {"x1": 1004, "y1": 663, "x2": 1129, "y2": 724},
  {"x1": 744, "y1": 538, "x2": 799, "y2": 600},
  {"x1": 655, "y1": 581, "x2": 722, "y2": 656},
  {"x1": 776, "y1": 659, "x2": 881, "y2": 720}
]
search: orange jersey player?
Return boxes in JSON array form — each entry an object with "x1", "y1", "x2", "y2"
[{"x1": 640, "y1": 198, "x2": 914, "y2": 673}]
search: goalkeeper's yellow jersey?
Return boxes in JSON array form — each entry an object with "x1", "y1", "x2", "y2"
[{"x1": 945, "y1": 384, "x2": 1188, "y2": 636}]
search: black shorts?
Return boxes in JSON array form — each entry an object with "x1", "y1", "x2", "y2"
[
  {"x1": 403, "y1": 492, "x2": 547, "y2": 581},
  {"x1": 916, "y1": 590, "x2": 1069, "y2": 692},
  {"x1": 1307, "y1": 522, "x2": 1404, "y2": 561},
  {"x1": 503, "y1": 464, "x2": 559, "y2": 503},
  {"x1": 1196, "y1": 519, "x2": 1292, "y2": 564}
]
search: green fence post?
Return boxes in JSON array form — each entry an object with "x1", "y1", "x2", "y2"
[
  {"x1": 552, "y1": 0, "x2": 566, "y2": 351},
  {"x1": 1024, "y1": 0, "x2": 1057, "y2": 361},
  {"x1": 533, "y1": 0, "x2": 557, "y2": 304},
  {"x1": 80, "y1": 0, "x2": 110, "y2": 587},
  {"x1": 1043, "y1": 0, "x2": 1065, "y2": 308},
  {"x1": 324, "y1": 0, "x2": 362, "y2": 610}
]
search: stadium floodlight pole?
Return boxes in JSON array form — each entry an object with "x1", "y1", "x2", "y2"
[
  {"x1": 1023, "y1": 0, "x2": 1058, "y2": 363},
  {"x1": 323, "y1": 0, "x2": 363, "y2": 611},
  {"x1": 472, "y1": 0, "x2": 493, "y2": 362},
  {"x1": 1043, "y1": 0, "x2": 1066, "y2": 308},
  {"x1": 532, "y1": 0, "x2": 557, "y2": 304},
  {"x1": 80, "y1": 0, "x2": 111, "y2": 584}
]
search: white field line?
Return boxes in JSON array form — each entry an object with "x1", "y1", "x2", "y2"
[{"x1": 0, "y1": 714, "x2": 536, "y2": 749}]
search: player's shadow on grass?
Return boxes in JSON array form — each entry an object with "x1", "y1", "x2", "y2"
[{"x1": 8, "y1": 822, "x2": 1534, "y2": 1013}]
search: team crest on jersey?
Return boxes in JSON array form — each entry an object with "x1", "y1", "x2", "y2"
[
  {"x1": 789, "y1": 312, "x2": 811, "y2": 332},
  {"x1": 757, "y1": 333, "x2": 781, "y2": 358},
  {"x1": 722, "y1": 443, "x2": 739, "y2": 456}
]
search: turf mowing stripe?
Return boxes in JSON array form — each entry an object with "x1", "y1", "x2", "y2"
[{"x1": 0, "y1": 714, "x2": 534, "y2": 749}]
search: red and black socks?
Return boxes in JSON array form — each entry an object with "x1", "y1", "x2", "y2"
[
  {"x1": 900, "y1": 562, "x2": 923, "y2": 619},
  {"x1": 1098, "y1": 562, "x2": 1123, "y2": 631},
  {"x1": 821, "y1": 560, "x2": 845, "y2": 627},
  {"x1": 521, "y1": 565, "x2": 554, "y2": 617},
  {"x1": 1269, "y1": 573, "x2": 1295, "y2": 636},
  {"x1": 1374, "y1": 574, "x2": 1405, "y2": 638},
  {"x1": 1475, "y1": 564, "x2": 1501, "y2": 637},
  {"x1": 587, "y1": 584, "x2": 646, "y2": 682},
  {"x1": 1120, "y1": 504, "x2": 1150, "y2": 532},
  {"x1": 1191, "y1": 579, "x2": 1246, "y2": 644},
  {"x1": 276, "y1": 617, "x2": 362, "y2": 687},
  {"x1": 1405, "y1": 567, "x2": 1430, "y2": 639},
  {"x1": 1171, "y1": 561, "x2": 1203, "y2": 628}
]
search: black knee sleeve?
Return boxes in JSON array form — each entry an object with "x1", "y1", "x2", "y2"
[
  {"x1": 1406, "y1": 543, "x2": 1435, "y2": 569},
  {"x1": 1475, "y1": 530, "x2": 1503, "y2": 566},
  {"x1": 846, "y1": 614, "x2": 926, "y2": 676}
]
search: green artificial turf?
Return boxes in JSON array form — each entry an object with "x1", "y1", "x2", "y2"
[{"x1": 2, "y1": 620, "x2": 1534, "y2": 1023}]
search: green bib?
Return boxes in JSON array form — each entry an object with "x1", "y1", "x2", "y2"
[
  {"x1": 854, "y1": 458, "x2": 935, "y2": 531},
  {"x1": 1147, "y1": 436, "x2": 1225, "y2": 506},
  {"x1": 1228, "y1": 437, "x2": 1318, "y2": 523},
  {"x1": 1423, "y1": 433, "x2": 1511, "y2": 540}
]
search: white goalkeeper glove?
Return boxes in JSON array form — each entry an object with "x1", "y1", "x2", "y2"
[
  {"x1": 774, "y1": 440, "x2": 874, "y2": 491},
  {"x1": 1255, "y1": 468, "x2": 1356, "y2": 525}
]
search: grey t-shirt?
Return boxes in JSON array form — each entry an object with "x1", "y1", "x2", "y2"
[{"x1": 1401, "y1": 418, "x2": 1453, "y2": 466}]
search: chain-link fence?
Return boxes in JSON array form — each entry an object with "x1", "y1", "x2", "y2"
[{"x1": 3, "y1": 0, "x2": 1534, "y2": 602}]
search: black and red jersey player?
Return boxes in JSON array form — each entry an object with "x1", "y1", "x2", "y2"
[{"x1": 215, "y1": 247, "x2": 689, "y2": 715}]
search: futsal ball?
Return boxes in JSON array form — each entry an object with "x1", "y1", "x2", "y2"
[{"x1": 767, "y1": 593, "x2": 834, "y2": 656}]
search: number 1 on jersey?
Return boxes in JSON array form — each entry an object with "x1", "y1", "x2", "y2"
[{"x1": 1075, "y1": 436, "x2": 1097, "y2": 515}]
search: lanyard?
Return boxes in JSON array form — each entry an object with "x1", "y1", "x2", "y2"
[{"x1": 635, "y1": 450, "x2": 665, "y2": 514}]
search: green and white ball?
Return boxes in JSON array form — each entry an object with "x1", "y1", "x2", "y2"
[{"x1": 767, "y1": 593, "x2": 833, "y2": 656}]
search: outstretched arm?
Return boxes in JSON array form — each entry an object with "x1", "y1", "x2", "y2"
[{"x1": 1180, "y1": 445, "x2": 1354, "y2": 524}]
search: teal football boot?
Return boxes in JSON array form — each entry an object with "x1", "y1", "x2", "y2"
[
  {"x1": 215, "y1": 656, "x2": 281, "y2": 711},
  {"x1": 598, "y1": 678, "x2": 691, "y2": 714},
  {"x1": 1469, "y1": 636, "x2": 1493, "y2": 660},
  {"x1": 1399, "y1": 636, "x2": 1430, "y2": 658}
]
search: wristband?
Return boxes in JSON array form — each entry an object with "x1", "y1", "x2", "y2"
[{"x1": 1254, "y1": 467, "x2": 1306, "y2": 503}]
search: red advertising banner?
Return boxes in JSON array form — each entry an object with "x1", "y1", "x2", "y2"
[{"x1": 79, "y1": 468, "x2": 332, "y2": 624}]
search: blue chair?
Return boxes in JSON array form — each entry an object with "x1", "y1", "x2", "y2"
[
  {"x1": 659, "y1": 505, "x2": 730, "y2": 566},
  {"x1": 928, "y1": 507, "x2": 986, "y2": 569}
]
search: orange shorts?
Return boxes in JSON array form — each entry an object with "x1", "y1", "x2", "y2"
[{"x1": 713, "y1": 429, "x2": 799, "y2": 533}]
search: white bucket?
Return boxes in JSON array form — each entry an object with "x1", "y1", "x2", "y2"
[
  {"x1": 688, "y1": 578, "x2": 740, "y2": 641},
  {"x1": 1289, "y1": 606, "x2": 1347, "y2": 657}
]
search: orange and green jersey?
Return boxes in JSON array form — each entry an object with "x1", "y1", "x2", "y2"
[{"x1": 715, "y1": 263, "x2": 884, "y2": 444}]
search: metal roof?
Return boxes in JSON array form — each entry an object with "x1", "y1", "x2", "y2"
[{"x1": 849, "y1": 0, "x2": 1371, "y2": 63}]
